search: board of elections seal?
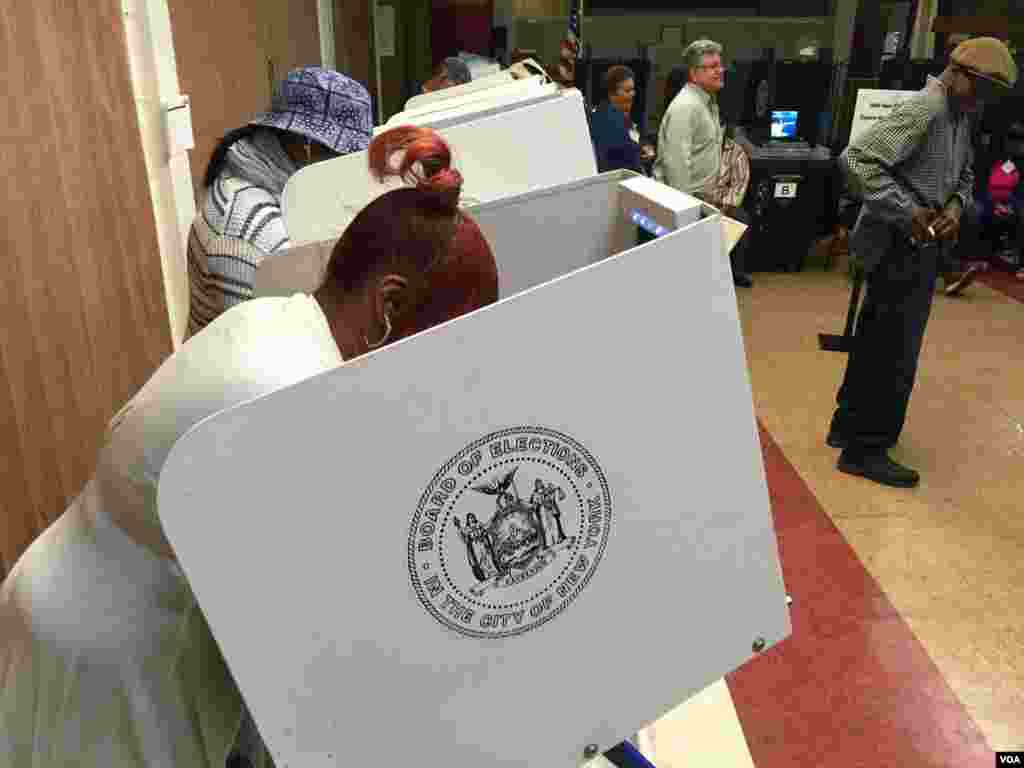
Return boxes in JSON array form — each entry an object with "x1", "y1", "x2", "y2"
[{"x1": 409, "y1": 427, "x2": 612, "y2": 639}]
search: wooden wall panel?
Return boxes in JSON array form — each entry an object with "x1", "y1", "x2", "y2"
[{"x1": 0, "y1": 0, "x2": 172, "y2": 573}]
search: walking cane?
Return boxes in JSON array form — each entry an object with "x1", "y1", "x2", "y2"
[
  {"x1": 818, "y1": 266, "x2": 863, "y2": 352},
  {"x1": 818, "y1": 170, "x2": 939, "y2": 354}
]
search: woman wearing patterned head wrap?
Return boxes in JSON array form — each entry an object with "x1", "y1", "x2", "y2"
[
  {"x1": 187, "y1": 67, "x2": 374, "y2": 338},
  {"x1": 0, "y1": 126, "x2": 498, "y2": 768}
]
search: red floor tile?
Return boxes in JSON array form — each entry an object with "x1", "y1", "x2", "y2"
[{"x1": 725, "y1": 426, "x2": 992, "y2": 768}]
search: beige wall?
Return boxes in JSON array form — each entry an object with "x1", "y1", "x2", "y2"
[
  {"x1": 512, "y1": 14, "x2": 833, "y2": 64},
  {"x1": 833, "y1": 0, "x2": 858, "y2": 61}
]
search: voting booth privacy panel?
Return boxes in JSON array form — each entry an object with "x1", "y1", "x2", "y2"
[
  {"x1": 404, "y1": 70, "x2": 514, "y2": 111},
  {"x1": 256, "y1": 171, "x2": 712, "y2": 302},
  {"x1": 387, "y1": 75, "x2": 551, "y2": 129},
  {"x1": 374, "y1": 81, "x2": 561, "y2": 138},
  {"x1": 160, "y1": 174, "x2": 790, "y2": 768},
  {"x1": 468, "y1": 172, "x2": 705, "y2": 300},
  {"x1": 402, "y1": 58, "x2": 550, "y2": 113},
  {"x1": 280, "y1": 90, "x2": 596, "y2": 248}
]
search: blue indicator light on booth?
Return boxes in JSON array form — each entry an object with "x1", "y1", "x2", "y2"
[{"x1": 630, "y1": 209, "x2": 669, "y2": 238}]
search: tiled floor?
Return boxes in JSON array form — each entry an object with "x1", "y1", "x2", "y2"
[{"x1": 724, "y1": 270, "x2": 1023, "y2": 766}]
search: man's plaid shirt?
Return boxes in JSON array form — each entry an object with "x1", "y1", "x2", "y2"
[
  {"x1": 842, "y1": 76, "x2": 974, "y2": 271},
  {"x1": 844, "y1": 76, "x2": 974, "y2": 231}
]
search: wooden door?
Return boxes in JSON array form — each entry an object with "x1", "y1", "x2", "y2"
[
  {"x1": 168, "y1": 0, "x2": 377, "y2": 197},
  {"x1": 260, "y1": 0, "x2": 323, "y2": 96},
  {"x1": 166, "y1": 0, "x2": 272, "y2": 196},
  {"x1": 336, "y1": 0, "x2": 375, "y2": 92},
  {"x1": 0, "y1": 0, "x2": 172, "y2": 573},
  {"x1": 379, "y1": 0, "x2": 433, "y2": 119}
]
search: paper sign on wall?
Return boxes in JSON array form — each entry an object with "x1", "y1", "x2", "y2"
[{"x1": 849, "y1": 89, "x2": 916, "y2": 144}]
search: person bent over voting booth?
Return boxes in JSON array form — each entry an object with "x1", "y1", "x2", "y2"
[
  {"x1": 827, "y1": 38, "x2": 1017, "y2": 488},
  {"x1": 187, "y1": 67, "x2": 373, "y2": 338},
  {"x1": 0, "y1": 127, "x2": 497, "y2": 768}
]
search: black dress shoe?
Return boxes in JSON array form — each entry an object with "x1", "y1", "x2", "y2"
[
  {"x1": 733, "y1": 272, "x2": 753, "y2": 288},
  {"x1": 837, "y1": 450, "x2": 919, "y2": 488}
]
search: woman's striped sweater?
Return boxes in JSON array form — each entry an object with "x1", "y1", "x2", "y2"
[{"x1": 186, "y1": 174, "x2": 291, "y2": 338}]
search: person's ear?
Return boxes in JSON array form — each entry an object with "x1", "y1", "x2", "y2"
[{"x1": 372, "y1": 273, "x2": 413, "y2": 326}]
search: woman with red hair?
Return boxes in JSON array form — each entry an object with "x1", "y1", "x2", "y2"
[
  {"x1": 0, "y1": 127, "x2": 497, "y2": 768},
  {"x1": 317, "y1": 125, "x2": 498, "y2": 350}
]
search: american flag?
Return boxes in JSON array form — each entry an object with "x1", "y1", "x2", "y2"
[
  {"x1": 566, "y1": 0, "x2": 583, "y2": 60},
  {"x1": 557, "y1": 0, "x2": 583, "y2": 85}
]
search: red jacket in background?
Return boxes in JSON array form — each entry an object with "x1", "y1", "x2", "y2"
[{"x1": 989, "y1": 159, "x2": 1021, "y2": 205}]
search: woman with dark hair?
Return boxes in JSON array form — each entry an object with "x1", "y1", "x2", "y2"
[
  {"x1": 0, "y1": 126, "x2": 498, "y2": 768},
  {"x1": 589, "y1": 64, "x2": 644, "y2": 173},
  {"x1": 187, "y1": 67, "x2": 373, "y2": 338},
  {"x1": 422, "y1": 57, "x2": 473, "y2": 93}
]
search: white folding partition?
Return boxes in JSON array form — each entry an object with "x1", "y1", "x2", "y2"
[
  {"x1": 258, "y1": 172, "x2": 711, "y2": 301},
  {"x1": 402, "y1": 59, "x2": 550, "y2": 113},
  {"x1": 469, "y1": 172, "x2": 706, "y2": 299},
  {"x1": 375, "y1": 78, "x2": 557, "y2": 135},
  {"x1": 403, "y1": 70, "x2": 515, "y2": 111},
  {"x1": 279, "y1": 90, "x2": 596, "y2": 248},
  {"x1": 160, "y1": 177, "x2": 789, "y2": 768}
]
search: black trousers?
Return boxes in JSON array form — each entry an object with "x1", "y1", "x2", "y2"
[{"x1": 829, "y1": 237, "x2": 940, "y2": 452}]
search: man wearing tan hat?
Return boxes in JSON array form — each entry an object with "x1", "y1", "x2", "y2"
[
  {"x1": 827, "y1": 37, "x2": 1017, "y2": 488},
  {"x1": 935, "y1": 33, "x2": 990, "y2": 297}
]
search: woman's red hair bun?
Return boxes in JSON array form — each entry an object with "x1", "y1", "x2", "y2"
[{"x1": 368, "y1": 126, "x2": 463, "y2": 211}]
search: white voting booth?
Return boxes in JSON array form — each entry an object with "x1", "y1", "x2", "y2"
[
  {"x1": 378, "y1": 76, "x2": 555, "y2": 132},
  {"x1": 403, "y1": 59, "x2": 549, "y2": 113},
  {"x1": 259, "y1": 171, "x2": 741, "y2": 303},
  {"x1": 278, "y1": 89, "x2": 596, "y2": 249},
  {"x1": 404, "y1": 69, "x2": 513, "y2": 111},
  {"x1": 404, "y1": 69, "x2": 515, "y2": 111},
  {"x1": 159, "y1": 171, "x2": 790, "y2": 768}
]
